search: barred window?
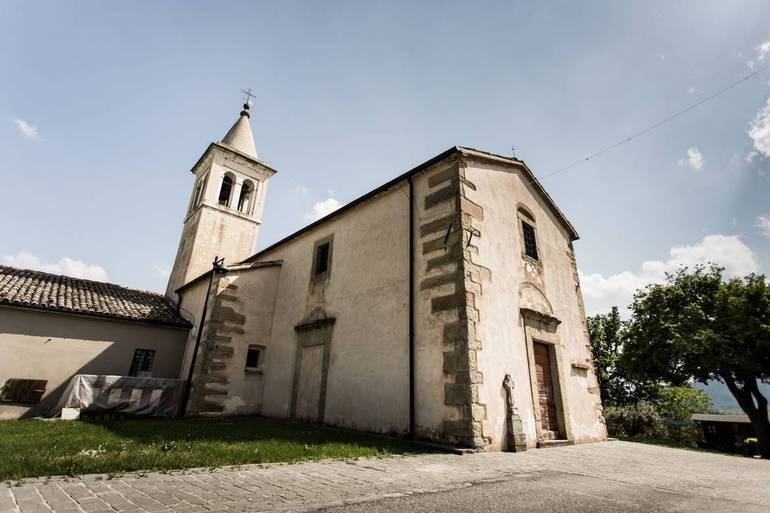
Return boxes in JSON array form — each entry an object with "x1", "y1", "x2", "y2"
[
  {"x1": 522, "y1": 221, "x2": 539, "y2": 261},
  {"x1": 129, "y1": 349, "x2": 156, "y2": 377},
  {"x1": 0, "y1": 379, "x2": 47, "y2": 404}
]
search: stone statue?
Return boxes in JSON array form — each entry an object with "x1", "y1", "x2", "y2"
[{"x1": 503, "y1": 374, "x2": 527, "y2": 452}]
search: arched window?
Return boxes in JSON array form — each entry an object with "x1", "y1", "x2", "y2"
[
  {"x1": 218, "y1": 173, "x2": 234, "y2": 207},
  {"x1": 517, "y1": 206, "x2": 539, "y2": 261},
  {"x1": 237, "y1": 180, "x2": 254, "y2": 214},
  {"x1": 190, "y1": 174, "x2": 208, "y2": 212}
]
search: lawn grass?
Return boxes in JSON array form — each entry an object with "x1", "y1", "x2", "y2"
[{"x1": 0, "y1": 417, "x2": 430, "y2": 481}]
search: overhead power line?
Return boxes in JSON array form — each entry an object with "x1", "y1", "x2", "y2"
[{"x1": 540, "y1": 61, "x2": 770, "y2": 180}]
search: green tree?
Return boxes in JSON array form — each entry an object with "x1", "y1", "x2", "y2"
[
  {"x1": 587, "y1": 306, "x2": 658, "y2": 406},
  {"x1": 656, "y1": 386, "x2": 712, "y2": 421},
  {"x1": 621, "y1": 265, "x2": 770, "y2": 458}
]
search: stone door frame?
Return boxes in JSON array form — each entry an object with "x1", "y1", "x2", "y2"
[{"x1": 521, "y1": 308, "x2": 574, "y2": 443}]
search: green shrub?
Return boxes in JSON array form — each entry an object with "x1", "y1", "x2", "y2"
[
  {"x1": 661, "y1": 418, "x2": 701, "y2": 447},
  {"x1": 605, "y1": 401, "x2": 702, "y2": 447},
  {"x1": 604, "y1": 402, "x2": 665, "y2": 438}
]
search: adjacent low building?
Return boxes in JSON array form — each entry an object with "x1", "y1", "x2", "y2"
[
  {"x1": 0, "y1": 266, "x2": 191, "y2": 419},
  {"x1": 692, "y1": 413, "x2": 757, "y2": 454}
]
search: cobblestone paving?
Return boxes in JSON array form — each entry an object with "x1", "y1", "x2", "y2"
[{"x1": 2, "y1": 442, "x2": 768, "y2": 513}]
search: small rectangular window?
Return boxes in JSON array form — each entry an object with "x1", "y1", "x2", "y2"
[
  {"x1": 522, "y1": 222, "x2": 539, "y2": 261},
  {"x1": 129, "y1": 349, "x2": 156, "y2": 377},
  {"x1": 0, "y1": 379, "x2": 47, "y2": 404},
  {"x1": 314, "y1": 242, "x2": 330, "y2": 276},
  {"x1": 245, "y1": 345, "x2": 263, "y2": 370}
]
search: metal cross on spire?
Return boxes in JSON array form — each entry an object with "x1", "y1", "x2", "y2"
[{"x1": 241, "y1": 88, "x2": 256, "y2": 106}]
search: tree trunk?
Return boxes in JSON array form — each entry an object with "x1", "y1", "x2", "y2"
[
  {"x1": 722, "y1": 373, "x2": 770, "y2": 458},
  {"x1": 746, "y1": 377, "x2": 770, "y2": 458},
  {"x1": 751, "y1": 412, "x2": 770, "y2": 458}
]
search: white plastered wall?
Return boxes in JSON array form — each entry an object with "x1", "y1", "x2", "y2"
[
  {"x1": 463, "y1": 159, "x2": 606, "y2": 449},
  {"x1": 253, "y1": 186, "x2": 413, "y2": 434}
]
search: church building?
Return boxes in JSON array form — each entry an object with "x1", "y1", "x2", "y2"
[{"x1": 169, "y1": 103, "x2": 607, "y2": 450}]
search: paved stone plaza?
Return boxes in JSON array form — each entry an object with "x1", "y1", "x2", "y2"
[{"x1": 2, "y1": 441, "x2": 768, "y2": 513}]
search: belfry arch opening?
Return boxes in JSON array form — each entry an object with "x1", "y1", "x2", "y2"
[
  {"x1": 218, "y1": 173, "x2": 235, "y2": 207},
  {"x1": 238, "y1": 180, "x2": 255, "y2": 214}
]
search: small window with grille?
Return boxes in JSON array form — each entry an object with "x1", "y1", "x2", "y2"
[
  {"x1": 129, "y1": 349, "x2": 156, "y2": 377},
  {"x1": 0, "y1": 379, "x2": 47, "y2": 404},
  {"x1": 522, "y1": 221, "x2": 539, "y2": 261}
]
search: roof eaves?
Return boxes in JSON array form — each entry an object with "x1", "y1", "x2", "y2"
[
  {"x1": 235, "y1": 144, "x2": 579, "y2": 267},
  {"x1": 457, "y1": 147, "x2": 580, "y2": 241},
  {"x1": 0, "y1": 299, "x2": 192, "y2": 329},
  {"x1": 191, "y1": 142, "x2": 278, "y2": 176},
  {"x1": 240, "y1": 146, "x2": 462, "y2": 264},
  {"x1": 0, "y1": 265, "x2": 192, "y2": 329},
  {"x1": 175, "y1": 260, "x2": 283, "y2": 294}
]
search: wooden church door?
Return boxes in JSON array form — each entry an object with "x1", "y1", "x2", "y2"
[{"x1": 534, "y1": 342, "x2": 560, "y2": 439}]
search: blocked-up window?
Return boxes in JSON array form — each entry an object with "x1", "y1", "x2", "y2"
[
  {"x1": 129, "y1": 349, "x2": 156, "y2": 377},
  {"x1": 522, "y1": 221, "x2": 539, "y2": 261},
  {"x1": 245, "y1": 345, "x2": 264, "y2": 370},
  {"x1": 0, "y1": 379, "x2": 47, "y2": 404}
]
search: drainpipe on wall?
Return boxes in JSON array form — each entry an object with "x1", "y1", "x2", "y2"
[{"x1": 408, "y1": 177, "x2": 416, "y2": 438}]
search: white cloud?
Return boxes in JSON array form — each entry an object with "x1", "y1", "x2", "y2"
[
  {"x1": 14, "y1": 118, "x2": 40, "y2": 140},
  {"x1": 747, "y1": 60, "x2": 755, "y2": 70},
  {"x1": 2, "y1": 251, "x2": 108, "y2": 281},
  {"x1": 580, "y1": 235, "x2": 760, "y2": 316},
  {"x1": 748, "y1": 97, "x2": 770, "y2": 158},
  {"x1": 304, "y1": 198, "x2": 342, "y2": 222},
  {"x1": 745, "y1": 151, "x2": 758, "y2": 163},
  {"x1": 678, "y1": 146, "x2": 704, "y2": 170},
  {"x1": 154, "y1": 263, "x2": 171, "y2": 278},
  {"x1": 686, "y1": 86, "x2": 697, "y2": 95},
  {"x1": 758, "y1": 41, "x2": 770, "y2": 61},
  {"x1": 756, "y1": 215, "x2": 770, "y2": 238}
]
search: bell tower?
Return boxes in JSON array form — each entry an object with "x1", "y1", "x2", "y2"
[{"x1": 165, "y1": 102, "x2": 277, "y2": 298}]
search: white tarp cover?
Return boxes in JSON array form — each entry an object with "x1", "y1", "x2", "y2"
[{"x1": 57, "y1": 374, "x2": 184, "y2": 417}]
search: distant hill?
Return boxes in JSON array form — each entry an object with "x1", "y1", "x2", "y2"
[{"x1": 694, "y1": 380, "x2": 770, "y2": 413}]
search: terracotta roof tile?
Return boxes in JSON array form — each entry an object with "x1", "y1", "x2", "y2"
[{"x1": 0, "y1": 265, "x2": 191, "y2": 328}]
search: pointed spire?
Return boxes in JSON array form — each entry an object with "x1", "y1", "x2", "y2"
[{"x1": 220, "y1": 103, "x2": 258, "y2": 159}]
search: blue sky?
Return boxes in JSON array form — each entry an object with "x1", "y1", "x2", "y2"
[{"x1": 1, "y1": 0, "x2": 769, "y2": 315}]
